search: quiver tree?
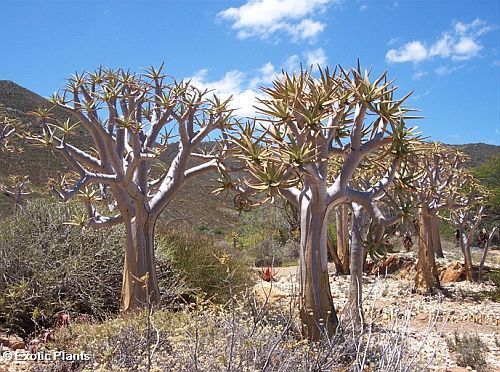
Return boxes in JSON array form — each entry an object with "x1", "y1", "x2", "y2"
[
  {"x1": 26, "y1": 65, "x2": 233, "y2": 311},
  {"x1": 405, "y1": 144, "x2": 473, "y2": 292},
  {"x1": 334, "y1": 205, "x2": 350, "y2": 274},
  {"x1": 341, "y1": 152, "x2": 414, "y2": 327},
  {"x1": 1, "y1": 175, "x2": 31, "y2": 211},
  {"x1": 479, "y1": 226, "x2": 499, "y2": 281},
  {"x1": 222, "y1": 64, "x2": 419, "y2": 340},
  {"x1": 0, "y1": 107, "x2": 23, "y2": 153},
  {"x1": 451, "y1": 187, "x2": 486, "y2": 281}
]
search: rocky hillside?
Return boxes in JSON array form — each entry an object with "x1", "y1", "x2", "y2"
[{"x1": 0, "y1": 81, "x2": 237, "y2": 228}]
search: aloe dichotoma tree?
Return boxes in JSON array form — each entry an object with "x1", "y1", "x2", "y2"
[
  {"x1": 451, "y1": 189, "x2": 486, "y2": 281},
  {"x1": 0, "y1": 108, "x2": 23, "y2": 153},
  {"x1": 26, "y1": 65, "x2": 233, "y2": 311},
  {"x1": 345, "y1": 155, "x2": 416, "y2": 326},
  {"x1": 222, "y1": 64, "x2": 419, "y2": 340},
  {"x1": 404, "y1": 145, "x2": 473, "y2": 293}
]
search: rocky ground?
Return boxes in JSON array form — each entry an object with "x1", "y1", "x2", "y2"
[{"x1": 257, "y1": 243, "x2": 500, "y2": 371}]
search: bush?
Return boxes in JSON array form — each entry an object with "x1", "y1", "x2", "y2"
[
  {"x1": 0, "y1": 199, "x2": 185, "y2": 338},
  {"x1": 446, "y1": 332, "x2": 488, "y2": 371},
  {"x1": 439, "y1": 219, "x2": 456, "y2": 242},
  {"x1": 487, "y1": 269, "x2": 500, "y2": 302},
  {"x1": 252, "y1": 236, "x2": 299, "y2": 267},
  {"x1": 156, "y1": 228, "x2": 252, "y2": 302},
  {"x1": 233, "y1": 204, "x2": 299, "y2": 266},
  {"x1": 47, "y1": 292, "x2": 432, "y2": 371}
]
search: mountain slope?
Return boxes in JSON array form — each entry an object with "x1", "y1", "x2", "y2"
[{"x1": 0, "y1": 81, "x2": 237, "y2": 227}]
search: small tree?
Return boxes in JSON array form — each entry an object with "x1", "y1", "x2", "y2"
[
  {"x1": 0, "y1": 107, "x2": 23, "y2": 153},
  {"x1": 223, "y1": 65, "x2": 418, "y2": 340},
  {"x1": 1, "y1": 175, "x2": 31, "y2": 211},
  {"x1": 405, "y1": 144, "x2": 472, "y2": 292},
  {"x1": 26, "y1": 65, "x2": 233, "y2": 311},
  {"x1": 451, "y1": 188, "x2": 486, "y2": 281}
]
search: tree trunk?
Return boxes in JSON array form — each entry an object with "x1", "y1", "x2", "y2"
[
  {"x1": 121, "y1": 214, "x2": 160, "y2": 311},
  {"x1": 460, "y1": 229, "x2": 474, "y2": 281},
  {"x1": 479, "y1": 227, "x2": 498, "y2": 282},
  {"x1": 431, "y1": 216, "x2": 444, "y2": 258},
  {"x1": 336, "y1": 205, "x2": 350, "y2": 274},
  {"x1": 346, "y1": 204, "x2": 365, "y2": 328},
  {"x1": 299, "y1": 197, "x2": 339, "y2": 341},
  {"x1": 414, "y1": 209, "x2": 441, "y2": 293}
]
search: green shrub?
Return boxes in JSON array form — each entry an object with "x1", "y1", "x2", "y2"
[
  {"x1": 156, "y1": 228, "x2": 252, "y2": 302},
  {"x1": 439, "y1": 219, "x2": 456, "y2": 242},
  {"x1": 0, "y1": 199, "x2": 185, "y2": 337},
  {"x1": 252, "y1": 236, "x2": 299, "y2": 267},
  {"x1": 446, "y1": 332, "x2": 488, "y2": 371},
  {"x1": 487, "y1": 269, "x2": 500, "y2": 302},
  {"x1": 232, "y1": 204, "x2": 299, "y2": 266}
]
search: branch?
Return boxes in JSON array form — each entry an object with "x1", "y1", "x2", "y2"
[
  {"x1": 184, "y1": 159, "x2": 218, "y2": 181},
  {"x1": 368, "y1": 157, "x2": 402, "y2": 198},
  {"x1": 85, "y1": 200, "x2": 124, "y2": 228},
  {"x1": 279, "y1": 187, "x2": 300, "y2": 207}
]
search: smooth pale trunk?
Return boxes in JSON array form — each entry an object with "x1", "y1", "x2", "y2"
[
  {"x1": 335, "y1": 205, "x2": 350, "y2": 274},
  {"x1": 460, "y1": 230, "x2": 474, "y2": 281},
  {"x1": 121, "y1": 214, "x2": 160, "y2": 311},
  {"x1": 479, "y1": 227, "x2": 497, "y2": 281},
  {"x1": 414, "y1": 209, "x2": 441, "y2": 293},
  {"x1": 431, "y1": 217, "x2": 444, "y2": 258},
  {"x1": 346, "y1": 205, "x2": 365, "y2": 327},
  {"x1": 299, "y1": 196, "x2": 338, "y2": 341}
]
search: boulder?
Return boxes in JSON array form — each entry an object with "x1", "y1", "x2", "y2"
[
  {"x1": 440, "y1": 261, "x2": 465, "y2": 283},
  {"x1": 0, "y1": 334, "x2": 25, "y2": 350}
]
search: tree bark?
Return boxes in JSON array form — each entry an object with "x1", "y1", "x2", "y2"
[
  {"x1": 121, "y1": 213, "x2": 160, "y2": 311},
  {"x1": 299, "y1": 195, "x2": 338, "y2": 341},
  {"x1": 479, "y1": 227, "x2": 498, "y2": 282},
  {"x1": 431, "y1": 216, "x2": 444, "y2": 258},
  {"x1": 414, "y1": 209, "x2": 441, "y2": 293},
  {"x1": 336, "y1": 205, "x2": 350, "y2": 274},
  {"x1": 460, "y1": 229, "x2": 474, "y2": 281},
  {"x1": 346, "y1": 204, "x2": 365, "y2": 328}
]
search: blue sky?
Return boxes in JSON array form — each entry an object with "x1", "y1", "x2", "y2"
[{"x1": 1, "y1": 0, "x2": 499, "y2": 145}]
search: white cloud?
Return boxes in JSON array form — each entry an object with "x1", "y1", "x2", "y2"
[
  {"x1": 434, "y1": 65, "x2": 463, "y2": 76},
  {"x1": 284, "y1": 54, "x2": 300, "y2": 72},
  {"x1": 429, "y1": 33, "x2": 453, "y2": 58},
  {"x1": 217, "y1": 0, "x2": 336, "y2": 41},
  {"x1": 187, "y1": 63, "x2": 281, "y2": 118},
  {"x1": 304, "y1": 47, "x2": 327, "y2": 67},
  {"x1": 288, "y1": 19, "x2": 326, "y2": 41},
  {"x1": 188, "y1": 69, "x2": 260, "y2": 118},
  {"x1": 359, "y1": 4, "x2": 368, "y2": 12},
  {"x1": 386, "y1": 18, "x2": 492, "y2": 64},
  {"x1": 187, "y1": 50, "x2": 330, "y2": 118},
  {"x1": 386, "y1": 41, "x2": 428, "y2": 63},
  {"x1": 249, "y1": 62, "x2": 278, "y2": 89},
  {"x1": 411, "y1": 89, "x2": 431, "y2": 101},
  {"x1": 412, "y1": 71, "x2": 428, "y2": 80},
  {"x1": 452, "y1": 37, "x2": 481, "y2": 60}
]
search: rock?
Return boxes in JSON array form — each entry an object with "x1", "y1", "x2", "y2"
[
  {"x1": 0, "y1": 334, "x2": 25, "y2": 350},
  {"x1": 440, "y1": 261, "x2": 465, "y2": 284}
]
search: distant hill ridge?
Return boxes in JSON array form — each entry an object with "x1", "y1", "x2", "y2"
[{"x1": 0, "y1": 80, "x2": 498, "y2": 221}]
